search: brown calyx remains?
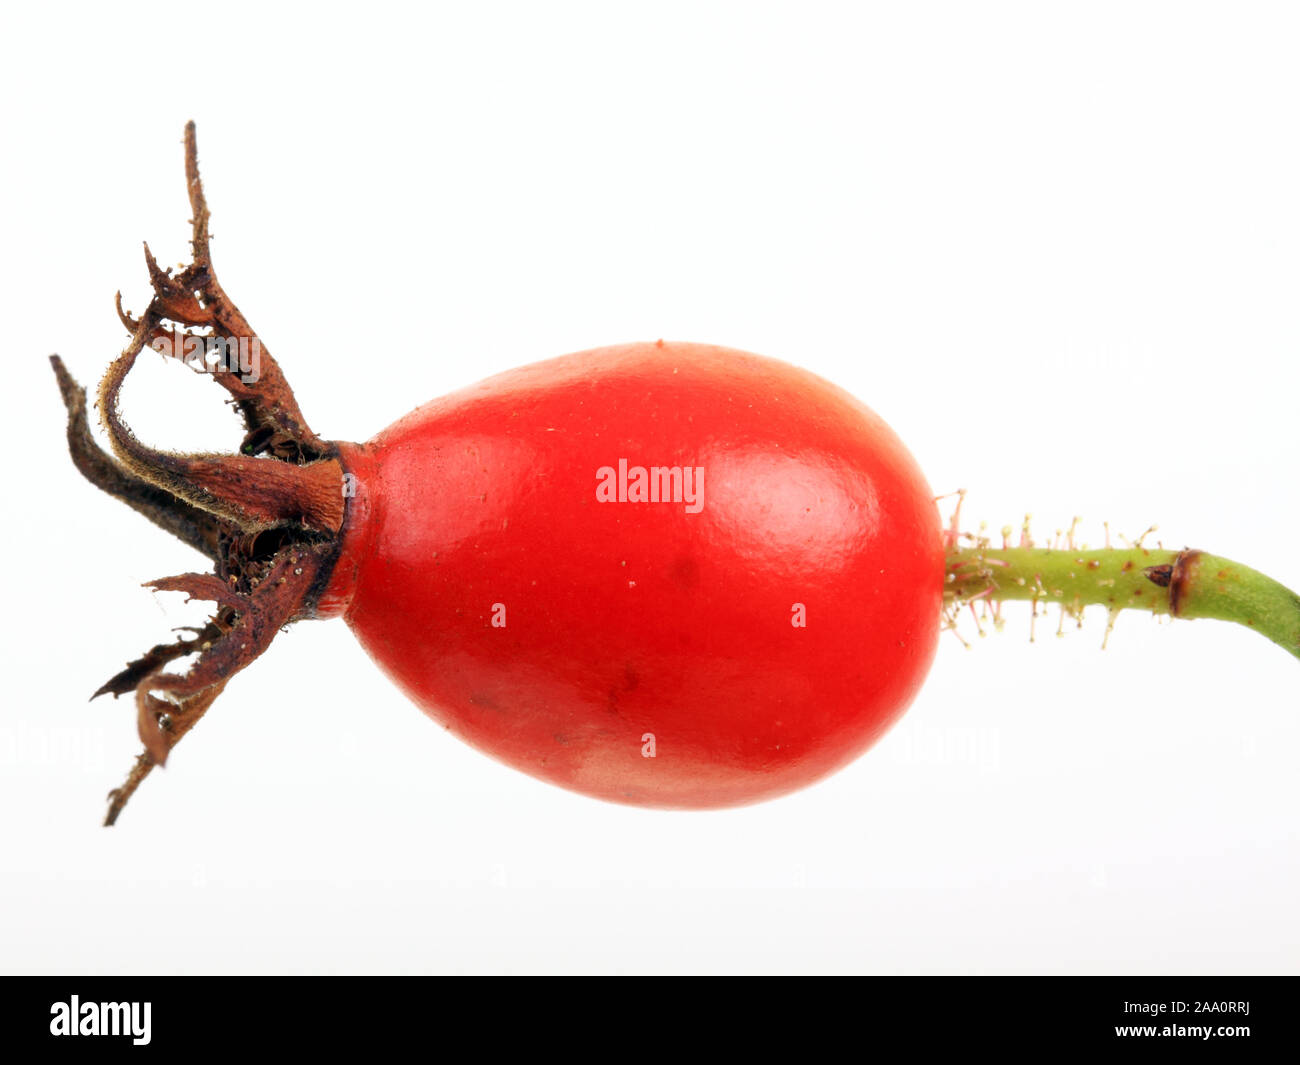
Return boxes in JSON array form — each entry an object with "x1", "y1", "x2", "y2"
[{"x1": 51, "y1": 123, "x2": 343, "y2": 825}]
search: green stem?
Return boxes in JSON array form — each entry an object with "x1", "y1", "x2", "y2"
[{"x1": 946, "y1": 545, "x2": 1300, "y2": 662}]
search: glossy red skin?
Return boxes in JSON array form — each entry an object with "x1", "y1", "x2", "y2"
[{"x1": 318, "y1": 342, "x2": 943, "y2": 808}]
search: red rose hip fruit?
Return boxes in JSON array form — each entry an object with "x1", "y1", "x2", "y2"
[{"x1": 318, "y1": 342, "x2": 944, "y2": 807}]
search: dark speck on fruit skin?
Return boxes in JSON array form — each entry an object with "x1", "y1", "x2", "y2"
[
  {"x1": 670, "y1": 555, "x2": 700, "y2": 589},
  {"x1": 607, "y1": 663, "x2": 641, "y2": 714}
]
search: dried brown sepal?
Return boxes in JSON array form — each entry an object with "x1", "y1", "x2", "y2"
[
  {"x1": 105, "y1": 680, "x2": 226, "y2": 827},
  {"x1": 92, "y1": 620, "x2": 227, "y2": 701},
  {"x1": 54, "y1": 123, "x2": 346, "y2": 825},
  {"x1": 50, "y1": 355, "x2": 222, "y2": 560},
  {"x1": 96, "y1": 313, "x2": 345, "y2": 534}
]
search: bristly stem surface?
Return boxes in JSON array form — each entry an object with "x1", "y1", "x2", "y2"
[{"x1": 946, "y1": 543, "x2": 1300, "y2": 662}]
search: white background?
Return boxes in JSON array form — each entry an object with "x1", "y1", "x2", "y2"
[{"x1": 2, "y1": 2, "x2": 1296, "y2": 974}]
